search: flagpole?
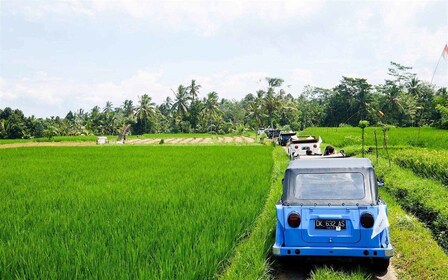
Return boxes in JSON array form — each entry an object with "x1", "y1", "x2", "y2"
[
  {"x1": 431, "y1": 50, "x2": 444, "y2": 85},
  {"x1": 431, "y1": 44, "x2": 448, "y2": 85}
]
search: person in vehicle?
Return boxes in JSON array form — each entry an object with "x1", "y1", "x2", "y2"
[{"x1": 324, "y1": 145, "x2": 335, "y2": 156}]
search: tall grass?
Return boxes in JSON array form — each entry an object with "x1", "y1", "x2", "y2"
[{"x1": 0, "y1": 146, "x2": 273, "y2": 279}]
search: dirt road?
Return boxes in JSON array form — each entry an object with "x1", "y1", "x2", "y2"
[{"x1": 275, "y1": 258, "x2": 397, "y2": 280}]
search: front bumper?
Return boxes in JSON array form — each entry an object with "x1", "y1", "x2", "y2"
[{"x1": 272, "y1": 244, "x2": 393, "y2": 258}]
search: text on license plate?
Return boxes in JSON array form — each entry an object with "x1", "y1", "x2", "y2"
[{"x1": 315, "y1": 219, "x2": 346, "y2": 230}]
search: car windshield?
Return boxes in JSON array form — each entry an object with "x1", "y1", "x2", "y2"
[{"x1": 293, "y1": 172, "x2": 365, "y2": 200}]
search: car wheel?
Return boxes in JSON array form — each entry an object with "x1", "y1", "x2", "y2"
[{"x1": 372, "y1": 258, "x2": 389, "y2": 272}]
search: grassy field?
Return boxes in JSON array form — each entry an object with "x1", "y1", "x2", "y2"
[{"x1": 0, "y1": 146, "x2": 273, "y2": 279}]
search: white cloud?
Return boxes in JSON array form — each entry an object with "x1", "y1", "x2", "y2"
[
  {"x1": 6, "y1": 0, "x2": 324, "y2": 36},
  {"x1": 377, "y1": 1, "x2": 446, "y2": 67},
  {"x1": 1, "y1": 70, "x2": 287, "y2": 117},
  {"x1": 289, "y1": 68, "x2": 315, "y2": 86},
  {"x1": 0, "y1": 70, "x2": 169, "y2": 117}
]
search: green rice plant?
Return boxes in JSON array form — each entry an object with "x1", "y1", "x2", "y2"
[
  {"x1": 220, "y1": 147, "x2": 289, "y2": 280},
  {"x1": 303, "y1": 127, "x2": 448, "y2": 149},
  {"x1": 377, "y1": 190, "x2": 448, "y2": 280},
  {"x1": 393, "y1": 148, "x2": 448, "y2": 185},
  {"x1": 372, "y1": 156, "x2": 448, "y2": 253},
  {"x1": 0, "y1": 146, "x2": 273, "y2": 279},
  {"x1": 0, "y1": 135, "x2": 100, "y2": 145}
]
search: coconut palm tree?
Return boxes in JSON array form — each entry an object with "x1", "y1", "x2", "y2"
[
  {"x1": 159, "y1": 97, "x2": 173, "y2": 117},
  {"x1": 263, "y1": 90, "x2": 281, "y2": 128},
  {"x1": 187, "y1": 80, "x2": 201, "y2": 102},
  {"x1": 103, "y1": 101, "x2": 113, "y2": 114},
  {"x1": 200, "y1": 92, "x2": 222, "y2": 132},
  {"x1": 122, "y1": 100, "x2": 135, "y2": 119},
  {"x1": 245, "y1": 100, "x2": 266, "y2": 130},
  {"x1": 171, "y1": 85, "x2": 189, "y2": 118},
  {"x1": 135, "y1": 94, "x2": 155, "y2": 133}
]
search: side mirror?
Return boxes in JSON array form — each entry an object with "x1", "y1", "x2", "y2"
[{"x1": 377, "y1": 179, "x2": 384, "y2": 187}]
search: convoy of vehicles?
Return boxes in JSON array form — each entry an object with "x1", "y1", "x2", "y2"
[{"x1": 272, "y1": 158, "x2": 393, "y2": 271}]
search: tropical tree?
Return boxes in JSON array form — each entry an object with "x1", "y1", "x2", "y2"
[
  {"x1": 325, "y1": 77, "x2": 373, "y2": 126},
  {"x1": 135, "y1": 94, "x2": 156, "y2": 134},
  {"x1": 245, "y1": 99, "x2": 266, "y2": 130},
  {"x1": 171, "y1": 85, "x2": 189, "y2": 118},
  {"x1": 263, "y1": 90, "x2": 281, "y2": 128},
  {"x1": 187, "y1": 79, "x2": 201, "y2": 102},
  {"x1": 122, "y1": 100, "x2": 135, "y2": 119},
  {"x1": 200, "y1": 92, "x2": 222, "y2": 132},
  {"x1": 159, "y1": 97, "x2": 173, "y2": 117}
]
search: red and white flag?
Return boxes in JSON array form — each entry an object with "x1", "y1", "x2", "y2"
[{"x1": 443, "y1": 44, "x2": 448, "y2": 60}]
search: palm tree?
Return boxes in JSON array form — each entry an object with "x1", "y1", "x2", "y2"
[
  {"x1": 171, "y1": 85, "x2": 189, "y2": 118},
  {"x1": 187, "y1": 80, "x2": 201, "y2": 102},
  {"x1": 200, "y1": 92, "x2": 221, "y2": 132},
  {"x1": 103, "y1": 101, "x2": 113, "y2": 114},
  {"x1": 159, "y1": 97, "x2": 173, "y2": 117},
  {"x1": 266, "y1": 77, "x2": 284, "y2": 88},
  {"x1": 135, "y1": 94, "x2": 156, "y2": 133},
  {"x1": 263, "y1": 90, "x2": 281, "y2": 128},
  {"x1": 245, "y1": 100, "x2": 266, "y2": 130},
  {"x1": 122, "y1": 100, "x2": 135, "y2": 119},
  {"x1": 380, "y1": 82, "x2": 405, "y2": 124}
]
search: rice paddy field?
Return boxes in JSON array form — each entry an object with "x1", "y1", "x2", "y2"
[
  {"x1": 2, "y1": 126, "x2": 448, "y2": 280},
  {"x1": 0, "y1": 146, "x2": 273, "y2": 279}
]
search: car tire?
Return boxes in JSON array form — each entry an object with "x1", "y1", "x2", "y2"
[{"x1": 372, "y1": 258, "x2": 389, "y2": 272}]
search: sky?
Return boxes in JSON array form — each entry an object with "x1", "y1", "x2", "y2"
[{"x1": 1, "y1": 0, "x2": 447, "y2": 118}]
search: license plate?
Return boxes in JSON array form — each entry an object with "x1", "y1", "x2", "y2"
[{"x1": 315, "y1": 219, "x2": 346, "y2": 230}]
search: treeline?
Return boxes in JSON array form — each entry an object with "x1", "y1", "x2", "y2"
[{"x1": 1, "y1": 62, "x2": 447, "y2": 139}]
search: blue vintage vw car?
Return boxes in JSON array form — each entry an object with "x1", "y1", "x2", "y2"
[{"x1": 273, "y1": 158, "x2": 393, "y2": 270}]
